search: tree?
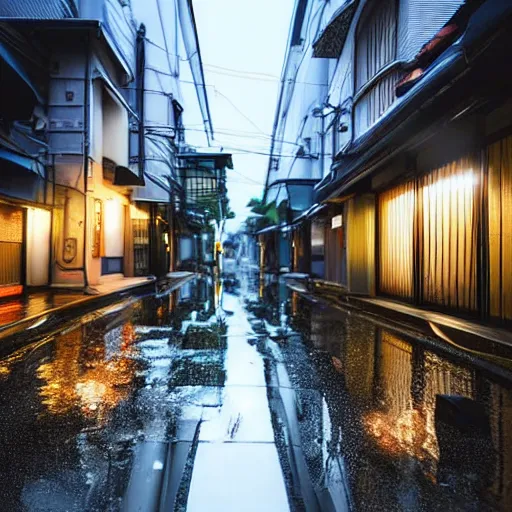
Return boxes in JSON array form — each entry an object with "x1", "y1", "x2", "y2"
[
  {"x1": 195, "y1": 194, "x2": 235, "y2": 244},
  {"x1": 245, "y1": 197, "x2": 279, "y2": 233}
]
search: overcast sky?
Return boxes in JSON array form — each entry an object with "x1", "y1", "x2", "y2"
[{"x1": 190, "y1": 0, "x2": 295, "y2": 232}]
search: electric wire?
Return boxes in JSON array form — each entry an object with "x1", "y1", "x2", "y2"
[
  {"x1": 204, "y1": 63, "x2": 281, "y2": 79},
  {"x1": 156, "y1": 0, "x2": 178, "y2": 77},
  {"x1": 202, "y1": 67, "x2": 327, "y2": 87},
  {"x1": 144, "y1": 42, "x2": 327, "y2": 86},
  {"x1": 145, "y1": 36, "x2": 196, "y2": 62},
  {"x1": 182, "y1": 126, "x2": 302, "y2": 148}
]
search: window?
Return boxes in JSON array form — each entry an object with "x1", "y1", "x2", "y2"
[
  {"x1": 347, "y1": 196, "x2": 375, "y2": 294},
  {"x1": 377, "y1": 155, "x2": 480, "y2": 314},
  {"x1": 287, "y1": 184, "x2": 313, "y2": 212},
  {"x1": 101, "y1": 257, "x2": 124, "y2": 275},
  {"x1": 102, "y1": 85, "x2": 129, "y2": 167},
  {"x1": 355, "y1": 0, "x2": 399, "y2": 137}
]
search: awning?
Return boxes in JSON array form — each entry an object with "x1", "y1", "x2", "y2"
[
  {"x1": 256, "y1": 224, "x2": 280, "y2": 236},
  {"x1": 313, "y1": 1, "x2": 358, "y2": 59},
  {"x1": 183, "y1": 209, "x2": 206, "y2": 230},
  {"x1": 2, "y1": 19, "x2": 134, "y2": 84},
  {"x1": 306, "y1": 203, "x2": 327, "y2": 219},
  {"x1": 0, "y1": 40, "x2": 43, "y2": 120},
  {"x1": 114, "y1": 165, "x2": 144, "y2": 186},
  {"x1": 0, "y1": 140, "x2": 44, "y2": 178},
  {"x1": 92, "y1": 66, "x2": 138, "y2": 119},
  {"x1": 0, "y1": 40, "x2": 43, "y2": 105},
  {"x1": 132, "y1": 171, "x2": 183, "y2": 203}
]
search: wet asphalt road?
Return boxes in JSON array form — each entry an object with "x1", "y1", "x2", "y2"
[{"x1": 0, "y1": 272, "x2": 511, "y2": 511}]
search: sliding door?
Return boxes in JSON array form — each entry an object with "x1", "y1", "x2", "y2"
[
  {"x1": 419, "y1": 156, "x2": 479, "y2": 311},
  {"x1": 378, "y1": 181, "x2": 415, "y2": 300},
  {"x1": 488, "y1": 135, "x2": 512, "y2": 321}
]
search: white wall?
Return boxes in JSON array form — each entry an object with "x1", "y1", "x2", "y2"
[
  {"x1": 268, "y1": 0, "x2": 332, "y2": 193},
  {"x1": 103, "y1": 199, "x2": 125, "y2": 258},
  {"x1": 79, "y1": 0, "x2": 104, "y2": 19},
  {"x1": 103, "y1": 88, "x2": 129, "y2": 167},
  {"x1": 26, "y1": 208, "x2": 51, "y2": 286}
]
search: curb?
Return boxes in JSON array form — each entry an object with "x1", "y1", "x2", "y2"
[{"x1": 0, "y1": 272, "x2": 196, "y2": 358}]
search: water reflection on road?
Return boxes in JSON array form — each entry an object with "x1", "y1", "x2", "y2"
[
  {"x1": 0, "y1": 273, "x2": 510, "y2": 511},
  {"x1": 253, "y1": 276, "x2": 512, "y2": 511},
  {"x1": 0, "y1": 277, "x2": 228, "y2": 511}
]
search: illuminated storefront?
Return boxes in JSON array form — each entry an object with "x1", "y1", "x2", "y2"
[
  {"x1": 376, "y1": 154, "x2": 480, "y2": 314},
  {"x1": 488, "y1": 135, "x2": 512, "y2": 321}
]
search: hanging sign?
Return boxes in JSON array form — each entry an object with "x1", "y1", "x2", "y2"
[{"x1": 331, "y1": 214, "x2": 343, "y2": 229}]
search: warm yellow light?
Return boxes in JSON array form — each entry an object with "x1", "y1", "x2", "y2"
[
  {"x1": 75, "y1": 380, "x2": 107, "y2": 410},
  {"x1": 37, "y1": 327, "x2": 137, "y2": 421},
  {"x1": 130, "y1": 204, "x2": 150, "y2": 220},
  {"x1": 104, "y1": 199, "x2": 122, "y2": 231},
  {"x1": 364, "y1": 408, "x2": 439, "y2": 465},
  {"x1": 423, "y1": 170, "x2": 475, "y2": 198},
  {"x1": 0, "y1": 364, "x2": 11, "y2": 379}
]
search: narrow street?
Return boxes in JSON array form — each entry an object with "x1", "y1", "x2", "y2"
[{"x1": 0, "y1": 272, "x2": 510, "y2": 511}]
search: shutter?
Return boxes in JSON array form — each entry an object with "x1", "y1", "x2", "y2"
[
  {"x1": 419, "y1": 155, "x2": 479, "y2": 311},
  {"x1": 488, "y1": 135, "x2": 512, "y2": 321},
  {"x1": 378, "y1": 181, "x2": 415, "y2": 300},
  {"x1": 0, "y1": 204, "x2": 23, "y2": 288},
  {"x1": 398, "y1": 0, "x2": 465, "y2": 61}
]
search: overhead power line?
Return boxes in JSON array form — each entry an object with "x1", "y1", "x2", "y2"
[
  {"x1": 182, "y1": 127, "x2": 302, "y2": 148},
  {"x1": 204, "y1": 63, "x2": 280, "y2": 79},
  {"x1": 203, "y1": 67, "x2": 327, "y2": 87},
  {"x1": 145, "y1": 38, "x2": 327, "y2": 86},
  {"x1": 229, "y1": 168, "x2": 267, "y2": 186}
]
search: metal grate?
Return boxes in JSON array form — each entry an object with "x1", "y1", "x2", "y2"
[
  {"x1": 133, "y1": 218, "x2": 150, "y2": 276},
  {"x1": 0, "y1": 242, "x2": 22, "y2": 286}
]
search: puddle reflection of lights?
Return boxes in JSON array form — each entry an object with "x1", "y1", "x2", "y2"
[
  {"x1": 0, "y1": 364, "x2": 10, "y2": 379},
  {"x1": 364, "y1": 408, "x2": 439, "y2": 463},
  {"x1": 37, "y1": 332, "x2": 137, "y2": 418},
  {"x1": 75, "y1": 380, "x2": 107, "y2": 411}
]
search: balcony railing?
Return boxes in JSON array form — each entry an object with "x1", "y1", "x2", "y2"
[{"x1": 354, "y1": 62, "x2": 404, "y2": 139}]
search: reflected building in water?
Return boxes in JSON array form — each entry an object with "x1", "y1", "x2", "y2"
[
  {"x1": 0, "y1": 277, "x2": 223, "y2": 509},
  {"x1": 285, "y1": 289, "x2": 512, "y2": 510}
]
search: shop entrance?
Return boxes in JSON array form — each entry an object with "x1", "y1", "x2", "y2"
[{"x1": 0, "y1": 204, "x2": 24, "y2": 297}]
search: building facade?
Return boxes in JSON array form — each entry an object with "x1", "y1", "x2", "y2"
[
  {"x1": 0, "y1": 0, "x2": 221, "y2": 297},
  {"x1": 263, "y1": 0, "x2": 512, "y2": 326}
]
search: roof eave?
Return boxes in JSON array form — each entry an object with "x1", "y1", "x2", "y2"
[{"x1": 312, "y1": 1, "x2": 358, "y2": 59}]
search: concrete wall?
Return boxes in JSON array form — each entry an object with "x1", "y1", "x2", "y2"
[
  {"x1": 267, "y1": 0, "x2": 330, "y2": 198},
  {"x1": 48, "y1": 38, "x2": 132, "y2": 287}
]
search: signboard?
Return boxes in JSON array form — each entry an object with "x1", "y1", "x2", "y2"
[{"x1": 331, "y1": 214, "x2": 343, "y2": 229}]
